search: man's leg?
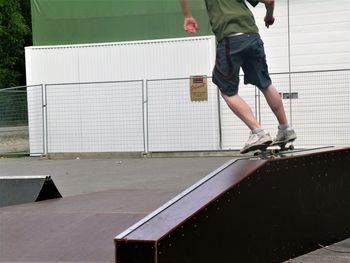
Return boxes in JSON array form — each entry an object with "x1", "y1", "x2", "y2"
[
  {"x1": 222, "y1": 93, "x2": 272, "y2": 153},
  {"x1": 261, "y1": 84, "x2": 297, "y2": 144},
  {"x1": 261, "y1": 84, "x2": 288, "y2": 125},
  {"x1": 222, "y1": 94, "x2": 261, "y2": 130}
]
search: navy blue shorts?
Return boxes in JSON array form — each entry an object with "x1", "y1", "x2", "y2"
[{"x1": 212, "y1": 33, "x2": 272, "y2": 96}]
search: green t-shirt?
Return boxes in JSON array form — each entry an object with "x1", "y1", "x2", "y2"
[{"x1": 204, "y1": 0, "x2": 260, "y2": 41}]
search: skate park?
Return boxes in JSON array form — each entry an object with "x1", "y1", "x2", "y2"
[
  {"x1": 1, "y1": 0, "x2": 350, "y2": 262},
  {"x1": 1, "y1": 148, "x2": 350, "y2": 262}
]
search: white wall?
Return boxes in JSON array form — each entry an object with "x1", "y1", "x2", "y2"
[
  {"x1": 25, "y1": 1, "x2": 350, "y2": 153},
  {"x1": 25, "y1": 36, "x2": 216, "y2": 85},
  {"x1": 253, "y1": 0, "x2": 350, "y2": 72},
  {"x1": 288, "y1": 0, "x2": 350, "y2": 71},
  {"x1": 220, "y1": 0, "x2": 350, "y2": 149},
  {"x1": 25, "y1": 37, "x2": 218, "y2": 154}
]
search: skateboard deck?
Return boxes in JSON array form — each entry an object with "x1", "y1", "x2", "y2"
[
  {"x1": 253, "y1": 141, "x2": 295, "y2": 157},
  {"x1": 249, "y1": 143, "x2": 335, "y2": 159},
  {"x1": 245, "y1": 140, "x2": 295, "y2": 157}
]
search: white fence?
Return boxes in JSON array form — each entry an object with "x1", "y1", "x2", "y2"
[
  {"x1": 23, "y1": 69, "x2": 350, "y2": 155},
  {"x1": 45, "y1": 81, "x2": 145, "y2": 153},
  {"x1": 146, "y1": 78, "x2": 220, "y2": 152}
]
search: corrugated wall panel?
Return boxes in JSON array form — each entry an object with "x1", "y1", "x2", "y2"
[
  {"x1": 26, "y1": 48, "x2": 80, "y2": 84},
  {"x1": 253, "y1": 0, "x2": 350, "y2": 73},
  {"x1": 25, "y1": 37, "x2": 216, "y2": 154},
  {"x1": 45, "y1": 81, "x2": 144, "y2": 153},
  {"x1": 26, "y1": 85, "x2": 44, "y2": 155},
  {"x1": 25, "y1": 1, "x2": 350, "y2": 153},
  {"x1": 79, "y1": 38, "x2": 214, "y2": 82},
  {"x1": 218, "y1": 0, "x2": 350, "y2": 150},
  {"x1": 147, "y1": 78, "x2": 220, "y2": 152},
  {"x1": 26, "y1": 37, "x2": 215, "y2": 84},
  {"x1": 253, "y1": 1, "x2": 290, "y2": 73},
  {"x1": 289, "y1": 0, "x2": 350, "y2": 71}
]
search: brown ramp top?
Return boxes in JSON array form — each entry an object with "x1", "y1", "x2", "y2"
[{"x1": 115, "y1": 147, "x2": 350, "y2": 263}]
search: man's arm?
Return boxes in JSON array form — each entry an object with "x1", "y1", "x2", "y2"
[
  {"x1": 179, "y1": 0, "x2": 199, "y2": 33},
  {"x1": 259, "y1": 0, "x2": 275, "y2": 28}
]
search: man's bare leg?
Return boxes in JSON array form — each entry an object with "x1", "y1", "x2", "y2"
[
  {"x1": 222, "y1": 93, "x2": 273, "y2": 153},
  {"x1": 222, "y1": 94, "x2": 261, "y2": 130},
  {"x1": 261, "y1": 84, "x2": 297, "y2": 144},
  {"x1": 223, "y1": 85, "x2": 288, "y2": 127},
  {"x1": 261, "y1": 84, "x2": 288, "y2": 125}
]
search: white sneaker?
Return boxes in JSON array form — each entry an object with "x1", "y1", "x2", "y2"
[
  {"x1": 271, "y1": 127, "x2": 297, "y2": 145},
  {"x1": 240, "y1": 131, "x2": 272, "y2": 154}
]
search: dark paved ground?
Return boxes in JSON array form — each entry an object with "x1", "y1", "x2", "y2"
[{"x1": 0, "y1": 156, "x2": 349, "y2": 262}]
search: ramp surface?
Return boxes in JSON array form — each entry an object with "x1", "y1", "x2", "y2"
[
  {"x1": 0, "y1": 157, "x2": 231, "y2": 263},
  {"x1": 0, "y1": 189, "x2": 180, "y2": 262},
  {"x1": 115, "y1": 148, "x2": 350, "y2": 263},
  {"x1": 0, "y1": 175, "x2": 61, "y2": 207}
]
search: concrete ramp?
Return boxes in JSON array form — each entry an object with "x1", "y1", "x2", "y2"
[{"x1": 115, "y1": 148, "x2": 350, "y2": 263}]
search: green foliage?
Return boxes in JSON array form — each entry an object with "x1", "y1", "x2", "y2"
[
  {"x1": 0, "y1": 0, "x2": 31, "y2": 88},
  {"x1": 0, "y1": 0, "x2": 31, "y2": 127}
]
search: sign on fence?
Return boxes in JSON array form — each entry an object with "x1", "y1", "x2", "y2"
[{"x1": 190, "y1": 75, "x2": 208, "y2": 102}]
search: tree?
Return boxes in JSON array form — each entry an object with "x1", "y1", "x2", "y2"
[
  {"x1": 0, "y1": 0, "x2": 31, "y2": 89},
  {"x1": 0, "y1": 0, "x2": 31, "y2": 127}
]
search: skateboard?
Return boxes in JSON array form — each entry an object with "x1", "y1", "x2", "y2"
[
  {"x1": 243, "y1": 144, "x2": 334, "y2": 159},
  {"x1": 251, "y1": 140, "x2": 295, "y2": 157}
]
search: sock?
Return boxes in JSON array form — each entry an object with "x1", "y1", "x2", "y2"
[
  {"x1": 278, "y1": 124, "x2": 290, "y2": 130},
  {"x1": 252, "y1": 128, "x2": 265, "y2": 135}
]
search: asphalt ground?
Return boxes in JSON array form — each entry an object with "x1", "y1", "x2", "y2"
[{"x1": 0, "y1": 156, "x2": 349, "y2": 262}]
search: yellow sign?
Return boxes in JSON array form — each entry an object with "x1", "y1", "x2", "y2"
[{"x1": 190, "y1": 75, "x2": 208, "y2": 102}]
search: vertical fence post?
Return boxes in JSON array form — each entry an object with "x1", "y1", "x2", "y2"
[
  {"x1": 143, "y1": 80, "x2": 149, "y2": 154},
  {"x1": 42, "y1": 84, "x2": 48, "y2": 156},
  {"x1": 287, "y1": 0, "x2": 293, "y2": 127},
  {"x1": 255, "y1": 87, "x2": 262, "y2": 124},
  {"x1": 216, "y1": 84, "x2": 223, "y2": 150}
]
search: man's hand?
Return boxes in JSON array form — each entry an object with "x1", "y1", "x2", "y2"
[
  {"x1": 179, "y1": 0, "x2": 198, "y2": 33},
  {"x1": 264, "y1": 16, "x2": 275, "y2": 28},
  {"x1": 184, "y1": 16, "x2": 199, "y2": 33},
  {"x1": 261, "y1": 0, "x2": 275, "y2": 28}
]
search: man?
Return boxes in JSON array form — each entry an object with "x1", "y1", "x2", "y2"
[{"x1": 179, "y1": 0, "x2": 296, "y2": 153}]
